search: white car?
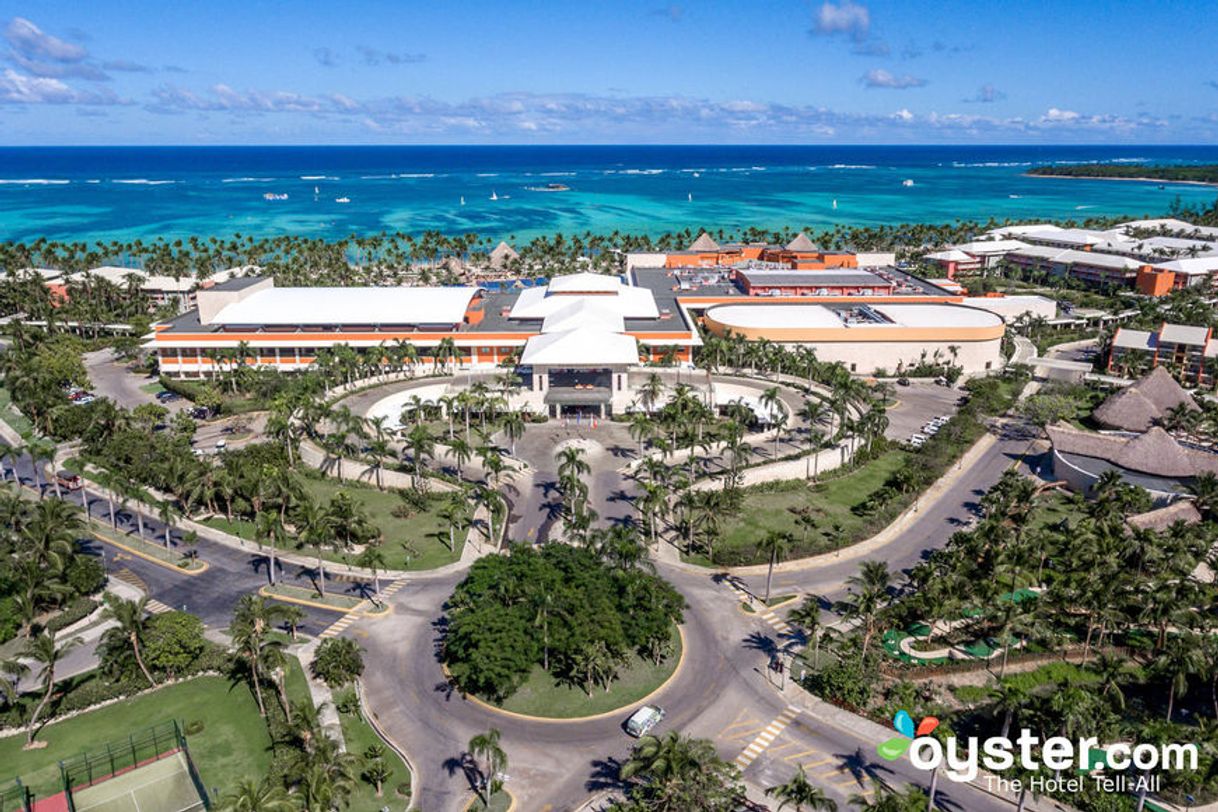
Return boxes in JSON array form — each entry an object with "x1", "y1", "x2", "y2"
[
  {"x1": 214, "y1": 439, "x2": 227, "y2": 451},
  {"x1": 625, "y1": 705, "x2": 666, "y2": 737}
]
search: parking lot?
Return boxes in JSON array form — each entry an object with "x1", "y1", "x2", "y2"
[{"x1": 883, "y1": 380, "x2": 963, "y2": 443}]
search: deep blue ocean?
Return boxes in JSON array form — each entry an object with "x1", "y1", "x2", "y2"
[{"x1": 1, "y1": 145, "x2": 1216, "y2": 243}]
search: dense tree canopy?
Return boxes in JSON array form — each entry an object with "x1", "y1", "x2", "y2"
[{"x1": 443, "y1": 543, "x2": 685, "y2": 702}]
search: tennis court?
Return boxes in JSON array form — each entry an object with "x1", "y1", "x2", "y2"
[{"x1": 70, "y1": 752, "x2": 204, "y2": 812}]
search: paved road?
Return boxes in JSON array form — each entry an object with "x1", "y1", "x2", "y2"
[
  {"x1": 355, "y1": 415, "x2": 1045, "y2": 811},
  {"x1": 83, "y1": 348, "x2": 185, "y2": 412},
  {"x1": 5, "y1": 447, "x2": 341, "y2": 639}
]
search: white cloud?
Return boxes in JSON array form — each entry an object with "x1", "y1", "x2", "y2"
[
  {"x1": 892, "y1": 108, "x2": 914, "y2": 122},
  {"x1": 812, "y1": 1, "x2": 870, "y2": 41},
  {"x1": 4, "y1": 17, "x2": 86, "y2": 63},
  {"x1": 1042, "y1": 107, "x2": 1080, "y2": 122},
  {"x1": 0, "y1": 68, "x2": 121, "y2": 104},
  {"x1": 861, "y1": 69, "x2": 926, "y2": 89}
]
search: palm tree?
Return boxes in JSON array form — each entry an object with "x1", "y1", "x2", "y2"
[
  {"x1": 765, "y1": 767, "x2": 837, "y2": 811},
  {"x1": 987, "y1": 679, "x2": 1031, "y2": 739},
  {"x1": 294, "y1": 495, "x2": 335, "y2": 596},
  {"x1": 27, "y1": 441, "x2": 54, "y2": 499},
  {"x1": 23, "y1": 630, "x2": 82, "y2": 746},
  {"x1": 501, "y1": 410, "x2": 526, "y2": 457},
  {"x1": 834, "y1": 560, "x2": 891, "y2": 662},
  {"x1": 230, "y1": 595, "x2": 288, "y2": 719},
  {"x1": 1155, "y1": 634, "x2": 1204, "y2": 722},
  {"x1": 102, "y1": 594, "x2": 158, "y2": 688},
  {"x1": 215, "y1": 777, "x2": 297, "y2": 812},
  {"x1": 758, "y1": 530, "x2": 793, "y2": 604},
  {"x1": 405, "y1": 423, "x2": 435, "y2": 491},
  {"x1": 789, "y1": 596, "x2": 825, "y2": 666},
  {"x1": 468, "y1": 728, "x2": 507, "y2": 806}
]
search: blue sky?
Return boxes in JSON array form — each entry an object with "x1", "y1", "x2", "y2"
[{"x1": 1, "y1": 0, "x2": 1216, "y2": 144}]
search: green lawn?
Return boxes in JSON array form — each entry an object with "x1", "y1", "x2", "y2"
[
  {"x1": 691, "y1": 450, "x2": 909, "y2": 566},
  {"x1": 203, "y1": 476, "x2": 462, "y2": 571},
  {"x1": 0, "y1": 385, "x2": 34, "y2": 440},
  {"x1": 139, "y1": 381, "x2": 166, "y2": 395},
  {"x1": 337, "y1": 698, "x2": 412, "y2": 809},
  {"x1": 495, "y1": 628, "x2": 681, "y2": 719},
  {"x1": 0, "y1": 675, "x2": 272, "y2": 800}
]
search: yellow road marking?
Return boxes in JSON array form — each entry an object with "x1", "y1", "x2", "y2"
[{"x1": 781, "y1": 748, "x2": 822, "y2": 763}]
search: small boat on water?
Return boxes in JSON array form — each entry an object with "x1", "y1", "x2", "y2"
[
  {"x1": 263, "y1": 192, "x2": 288, "y2": 201},
  {"x1": 335, "y1": 196, "x2": 351, "y2": 204},
  {"x1": 524, "y1": 183, "x2": 571, "y2": 192},
  {"x1": 832, "y1": 198, "x2": 837, "y2": 209},
  {"x1": 490, "y1": 190, "x2": 499, "y2": 201},
  {"x1": 460, "y1": 196, "x2": 465, "y2": 206},
  {"x1": 687, "y1": 193, "x2": 693, "y2": 202},
  {"x1": 1008, "y1": 194, "x2": 1022, "y2": 199},
  {"x1": 902, "y1": 179, "x2": 915, "y2": 187}
]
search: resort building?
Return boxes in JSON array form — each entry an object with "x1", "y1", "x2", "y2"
[
  {"x1": 923, "y1": 240, "x2": 1029, "y2": 278},
  {"x1": 1092, "y1": 366, "x2": 1197, "y2": 433},
  {"x1": 936, "y1": 218, "x2": 1218, "y2": 293},
  {"x1": 629, "y1": 233, "x2": 896, "y2": 274},
  {"x1": 1106, "y1": 322, "x2": 1217, "y2": 387},
  {"x1": 700, "y1": 301, "x2": 1006, "y2": 374},
  {"x1": 147, "y1": 272, "x2": 702, "y2": 395},
  {"x1": 1046, "y1": 422, "x2": 1218, "y2": 503}
]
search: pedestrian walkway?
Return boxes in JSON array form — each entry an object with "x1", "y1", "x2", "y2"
[
  {"x1": 734, "y1": 705, "x2": 801, "y2": 769},
  {"x1": 722, "y1": 579, "x2": 794, "y2": 637},
  {"x1": 112, "y1": 568, "x2": 175, "y2": 613},
  {"x1": 318, "y1": 611, "x2": 360, "y2": 640}
]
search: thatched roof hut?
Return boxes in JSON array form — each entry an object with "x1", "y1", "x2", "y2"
[
  {"x1": 1093, "y1": 366, "x2": 1197, "y2": 432},
  {"x1": 688, "y1": 232, "x2": 721, "y2": 252},
  {"x1": 785, "y1": 232, "x2": 820, "y2": 253},
  {"x1": 489, "y1": 241, "x2": 520, "y2": 269},
  {"x1": 1126, "y1": 500, "x2": 1202, "y2": 533}
]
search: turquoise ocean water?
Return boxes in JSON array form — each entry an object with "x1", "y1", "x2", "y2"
[{"x1": 1, "y1": 145, "x2": 1216, "y2": 243}]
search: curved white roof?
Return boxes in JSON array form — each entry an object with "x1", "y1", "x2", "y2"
[
  {"x1": 520, "y1": 328, "x2": 639, "y2": 366},
  {"x1": 871, "y1": 304, "x2": 1003, "y2": 328},
  {"x1": 212, "y1": 286, "x2": 480, "y2": 326},
  {"x1": 709, "y1": 303, "x2": 1003, "y2": 330},
  {"x1": 709, "y1": 304, "x2": 845, "y2": 329}
]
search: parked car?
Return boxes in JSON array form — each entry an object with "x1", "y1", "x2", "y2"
[
  {"x1": 625, "y1": 705, "x2": 665, "y2": 738},
  {"x1": 72, "y1": 395, "x2": 95, "y2": 405},
  {"x1": 896, "y1": 377, "x2": 911, "y2": 386},
  {"x1": 68, "y1": 390, "x2": 93, "y2": 402},
  {"x1": 214, "y1": 438, "x2": 227, "y2": 451},
  {"x1": 934, "y1": 376, "x2": 950, "y2": 387},
  {"x1": 190, "y1": 407, "x2": 211, "y2": 420},
  {"x1": 155, "y1": 391, "x2": 181, "y2": 403},
  {"x1": 55, "y1": 470, "x2": 82, "y2": 491}
]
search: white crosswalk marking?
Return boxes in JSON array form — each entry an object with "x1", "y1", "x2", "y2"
[{"x1": 734, "y1": 706, "x2": 801, "y2": 769}]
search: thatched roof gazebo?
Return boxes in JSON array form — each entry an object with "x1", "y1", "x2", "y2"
[{"x1": 1093, "y1": 366, "x2": 1197, "y2": 432}]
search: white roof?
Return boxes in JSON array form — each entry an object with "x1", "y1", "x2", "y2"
[
  {"x1": 546, "y1": 272, "x2": 626, "y2": 294},
  {"x1": 15, "y1": 267, "x2": 63, "y2": 281},
  {"x1": 708, "y1": 303, "x2": 1002, "y2": 331},
  {"x1": 1010, "y1": 246, "x2": 1071, "y2": 261},
  {"x1": 1116, "y1": 218, "x2": 1198, "y2": 231},
  {"x1": 510, "y1": 281, "x2": 659, "y2": 320},
  {"x1": 541, "y1": 300, "x2": 625, "y2": 334},
  {"x1": 710, "y1": 304, "x2": 846, "y2": 329},
  {"x1": 520, "y1": 328, "x2": 639, "y2": 366},
  {"x1": 1160, "y1": 324, "x2": 1210, "y2": 346},
  {"x1": 78, "y1": 266, "x2": 147, "y2": 285},
  {"x1": 924, "y1": 249, "x2": 974, "y2": 262},
  {"x1": 1112, "y1": 329, "x2": 1156, "y2": 351},
  {"x1": 1152, "y1": 257, "x2": 1218, "y2": 275},
  {"x1": 1055, "y1": 250, "x2": 1143, "y2": 270},
  {"x1": 871, "y1": 304, "x2": 1003, "y2": 328},
  {"x1": 954, "y1": 239, "x2": 1030, "y2": 255},
  {"x1": 211, "y1": 286, "x2": 480, "y2": 326},
  {"x1": 986, "y1": 224, "x2": 1062, "y2": 237}
]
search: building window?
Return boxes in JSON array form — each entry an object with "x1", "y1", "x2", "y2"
[{"x1": 985, "y1": 361, "x2": 992, "y2": 370}]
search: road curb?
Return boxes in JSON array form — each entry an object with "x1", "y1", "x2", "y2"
[
  {"x1": 257, "y1": 585, "x2": 382, "y2": 616},
  {"x1": 92, "y1": 532, "x2": 210, "y2": 576},
  {"x1": 445, "y1": 625, "x2": 688, "y2": 725}
]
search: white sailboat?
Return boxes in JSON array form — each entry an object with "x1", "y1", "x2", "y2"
[
  {"x1": 460, "y1": 196, "x2": 465, "y2": 206},
  {"x1": 688, "y1": 193, "x2": 693, "y2": 202},
  {"x1": 490, "y1": 190, "x2": 499, "y2": 201},
  {"x1": 832, "y1": 199, "x2": 837, "y2": 209}
]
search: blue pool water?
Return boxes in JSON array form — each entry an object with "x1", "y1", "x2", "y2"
[{"x1": 1, "y1": 145, "x2": 1216, "y2": 243}]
